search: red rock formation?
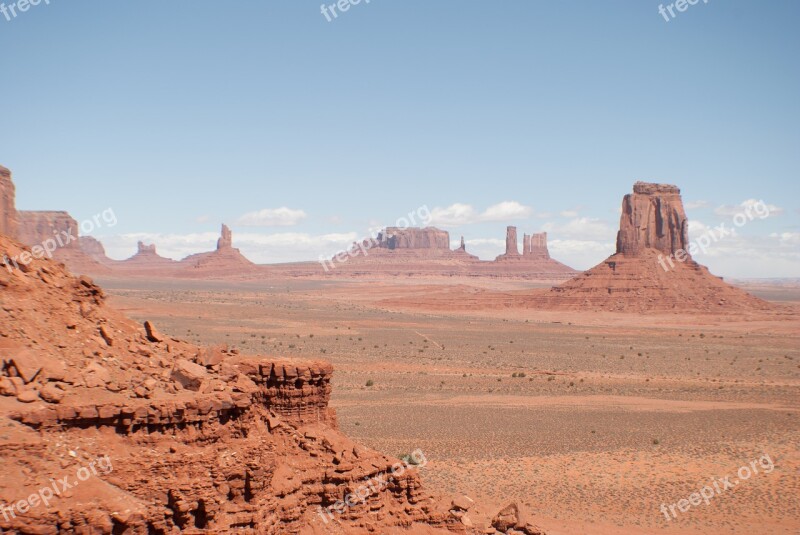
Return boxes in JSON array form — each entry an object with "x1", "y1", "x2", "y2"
[
  {"x1": 505, "y1": 226, "x2": 519, "y2": 256},
  {"x1": 217, "y1": 223, "x2": 233, "y2": 250},
  {"x1": 180, "y1": 224, "x2": 257, "y2": 277},
  {"x1": 616, "y1": 182, "x2": 688, "y2": 256},
  {"x1": 0, "y1": 231, "x2": 471, "y2": 534},
  {"x1": 524, "y1": 232, "x2": 551, "y2": 259},
  {"x1": 17, "y1": 211, "x2": 79, "y2": 249},
  {"x1": 0, "y1": 165, "x2": 18, "y2": 238},
  {"x1": 78, "y1": 236, "x2": 108, "y2": 261},
  {"x1": 531, "y1": 182, "x2": 773, "y2": 313},
  {"x1": 374, "y1": 227, "x2": 451, "y2": 250},
  {"x1": 493, "y1": 230, "x2": 570, "y2": 280}
]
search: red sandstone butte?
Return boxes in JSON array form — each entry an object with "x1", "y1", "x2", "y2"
[
  {"x1": 179, "y1": 224, "x2": 258, "y2": 277},
  {"x1": 531, "y1": 181, "x2": 773, "y2": 313}
]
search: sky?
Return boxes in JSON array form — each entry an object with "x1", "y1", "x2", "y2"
[{"x1": 1, "y1": 0, "x2": 798, "y2": 277}]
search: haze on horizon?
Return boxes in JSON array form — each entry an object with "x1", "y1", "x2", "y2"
[{"x1": 1, "y1": 0, "x2": 798, "y2": 278}]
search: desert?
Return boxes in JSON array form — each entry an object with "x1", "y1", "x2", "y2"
[{"x1": 2, "y1": 2, "x2": 799, "y2": 534}]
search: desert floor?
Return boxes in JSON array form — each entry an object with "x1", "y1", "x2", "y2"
[{"x1": 99, "y1": 276, "x2": 800, "y2": 535}]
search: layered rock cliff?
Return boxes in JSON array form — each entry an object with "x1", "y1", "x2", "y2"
[
  {"x1": 374, "y1": 227, "x2": 451, "y2": 250},
  {"x1": 17, "y1": 211, "x2": 79, "y2": 250},
  {"x1": 0, "y1": 232, "x2": 468, "y2": 533},
  {"x1": 0, "y1": 166, "x2": 17, "y2": 239},
  {"x1": 616, "y1": 182, "x2": 688, "y2": 257}
]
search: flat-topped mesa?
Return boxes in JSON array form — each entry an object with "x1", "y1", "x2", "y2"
[
  {"x1": 616, "y1": 181, "x2": 688, "y2": 257},
  {"x1": 217, "y1": 224, "x2": 233, "y2": 250},
  {"x1": 374, "y1": 226, "x2": 450, "y2": 250},
  {"x1": 524, "y1": 232, "x2": 551, "y2": 259},
  {"x1": 17, "y1": 211, "x2": 79, "y2": 249},
  {"x1": 0, "y1": 165, "x2": 18, "y2": 238}
]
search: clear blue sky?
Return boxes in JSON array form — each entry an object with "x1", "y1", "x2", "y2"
[{"x1": 1, "y1": 0, "x2": 798, "y2": 276}]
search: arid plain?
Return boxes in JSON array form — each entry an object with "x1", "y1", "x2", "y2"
[{"x1": 101, "y1": 276, "x2": 800, "y2": 535}]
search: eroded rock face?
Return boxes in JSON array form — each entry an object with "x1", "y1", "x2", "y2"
[
  {"x1": 616, "y1": 181, "x2": 688, "y2": 256},
  {"x1": 531, "y1": 182, "x2": 772, "y2": 313},
  {"x1": 17, "y1": 211, "x2": 79, "y2": 249},
  {"x1": 374, "y1": 227, "x2": 451, "y2": 250},
  {"x1": 0, "y1": 232, "x2": 465, "y2": 534},
  {"x1": 137, "y1": 241, "x2": 157, "y2": 255},
  {"x1": 79, "y1": 236, "x2": 107, "y2": 259},
  {"x1": 505, "y1": 226, "x2": 520, "y2": 256},
  {"x1": 524, "y1": 232, "x2": 550, "y2": 259},
  {"x1": 217, "y1": 224, "x2": 233, "y2": 250},
  {"x1": 0, "y1": 166, "x2": 17, "y2": 239}
]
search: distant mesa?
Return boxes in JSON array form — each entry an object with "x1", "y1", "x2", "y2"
[
  {"x1": 532, "y1": 181, "x2": 772, "y2": 313},
  {"x1": 17, "y1": 211, "x2": 79, "y2": 250},
  {"x1": 374, "y1": 226, "x2": 451, "y2": 251}
]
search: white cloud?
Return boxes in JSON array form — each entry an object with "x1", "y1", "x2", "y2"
[
  {"x1": 714, "y1": 199, "x2": 783, "y2": 218},
  {"x1": 770, "y1": 231, "x2": 800, "y2": 247},
  {"x1": 429, "y1": 201, "x2": 532, "y2": 227},
  {"x1": 559, "y1": 210, "x2": 579, "y2": 218},
  {"x1": 685, "y1": 200, "x2": 710, "y2": 210},
  {"x1": 237, "y1": 207, "x2": 307, "y2": 227},
  {"x1": 429, "y1": 204, "x2": 478, "y2": 226},
  {"x1": 480, "y1": 201, "x2": 532, "y2": 221}
]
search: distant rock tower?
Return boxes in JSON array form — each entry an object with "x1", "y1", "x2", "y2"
[
  {"x1": 217, "y1": 224, "x2": 233, "y2": 250},
  {"x1": 523, "y1": 232, "x2": 551, "y2": 259},
  {"x1": 504, "y1": 226, "x2": 520, "y2": 256}
]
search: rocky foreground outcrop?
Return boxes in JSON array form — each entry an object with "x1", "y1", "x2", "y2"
[{"x1": 1, "y1": 232, "x2": 499, "y2": 534}]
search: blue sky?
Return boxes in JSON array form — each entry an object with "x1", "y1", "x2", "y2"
[{"x1": 1, "y1": 0, "x2": 798, "y2": 277}]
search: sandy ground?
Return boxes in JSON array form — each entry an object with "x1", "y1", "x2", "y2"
[{"x1": 98, "y1": 276, "x2": 800, "y2": 534}]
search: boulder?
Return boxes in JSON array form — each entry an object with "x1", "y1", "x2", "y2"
[
  {"x1": 171, "y1": 359, "x2": 209, "y2": 391},
  {"x1": 144, "y1": 321, "x2": 165, "y2": 343}
]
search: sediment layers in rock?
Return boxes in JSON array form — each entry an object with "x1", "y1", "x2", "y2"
[
  {"x1": 0, "y1": 166, "x2": 17, "y2": 238},
  {"x1": 0, "y1": 232, "x2": 467, "y2": 533}
]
